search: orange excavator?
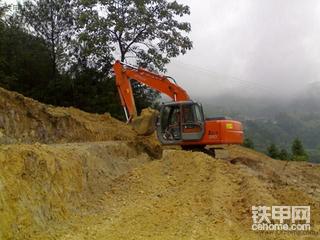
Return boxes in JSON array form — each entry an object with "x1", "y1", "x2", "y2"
[{"x1": 113, "y1": 60, "x2": 243, "y2": 151}]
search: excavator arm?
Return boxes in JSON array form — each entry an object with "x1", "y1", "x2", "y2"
[{"x1": 113, "y1": 60, "x2": 190, "y2": 121}]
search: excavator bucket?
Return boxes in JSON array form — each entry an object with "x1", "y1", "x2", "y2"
[{"x1": 131, "y1": 108, "x2": 159, "y2": 136}]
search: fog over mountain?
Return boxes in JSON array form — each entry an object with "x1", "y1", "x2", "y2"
[{"x1": 166, "y1": 0, "x2": 320, "y2": 100}]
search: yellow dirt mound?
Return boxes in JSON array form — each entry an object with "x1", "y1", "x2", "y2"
[
  {"x1": 51, "y1": 148, "x2": 320, "y2": 240},
  {"x1": 0, "y1": 141, "x2": 150, "y2": 239},
  {"x1": 0, "y1": 87, "x2": 135, "y2": 144},
  {"x1": 0, "y1": 88, "x2": 319, "y2": 240}
]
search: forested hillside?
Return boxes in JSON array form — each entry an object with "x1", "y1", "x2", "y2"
[
  {"x1": 202, "y1": 85, "x2": 320, "y2": 162},
  {"x1": 1, "y1": 0, "x2": 192, "y2": 119}
]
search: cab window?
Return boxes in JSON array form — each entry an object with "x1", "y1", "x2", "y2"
[
  {"x1": 194, "y1": 104, "x2": 204, "y2": 122},
  {"x1": 182, "y1": 105, "x2": 194, "y2": 123}
]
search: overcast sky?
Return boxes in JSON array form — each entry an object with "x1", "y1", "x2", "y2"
[
  {"x1": 4, "y1": 0, "x2": 320, "y2": 99},
  {"x1": 167, "y1": 0, "x2": 320, "y2": 99}
]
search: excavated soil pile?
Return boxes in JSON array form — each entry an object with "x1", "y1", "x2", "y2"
[
  {"x1": 0, "y1": 87, "x2": 135, "y2": 144},
  {"x1": 0, "y1": 142, "x2": 151, "y2": 239},
  {"x1": 52, "y1": 148, "x2": 320, "y2": 240},
  {"x1": 0, "y1": 88, "x2": 319, "y2": 240}
]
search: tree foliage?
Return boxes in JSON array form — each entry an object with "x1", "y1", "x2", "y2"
[
  {"x1": 68, "y1": 0, "x2": 114, "y2": 73},
  {"x1": 267, "y1": 143, "x2": 279, "y2": 159},
  {"x1": 291, "y1": 138, "x2": 309, "y2": 161},
  {"x1": 0, "y1": 24, "x2": 54, "y2": 97},
  {"x1": 95, "y1": 0, "x2": 192, "y2": 71},
  {"x1": 266, "y1": 139, "x2": 309, "y2": 161},
  {"x1": 0, "y1": 0, "x2": 193, "y2": 120},
  {"x1": 19, "y1": 0, "x2": 75, "y2": 76},
  {"x1": 72, "y1": 0, "x2": 193, "y2": 115},
  {"x1": 243, "y1": 137, "x2": 254, "y2": 149},
  {"x1": 278, "y1": 148, "x2": 289, "y2": 160}
]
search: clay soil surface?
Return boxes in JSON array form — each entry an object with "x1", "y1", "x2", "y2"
[{"x1": 0, "y1": 87, "x2": 319, "y2": 240}]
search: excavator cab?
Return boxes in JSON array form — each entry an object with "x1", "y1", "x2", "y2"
[{"x1": 157, "y1": 101, "x2": 205, "y2": 144}]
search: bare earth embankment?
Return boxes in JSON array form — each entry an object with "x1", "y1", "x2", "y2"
[{"x1": 0, "y1": 87, "x2": 319, "y2": 240}]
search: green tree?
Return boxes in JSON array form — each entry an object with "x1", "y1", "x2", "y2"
[
  {"x1": 0, "y1": 9, "x2": 54, "y2": 99},
  {"x1": 94, "y1": 0, "x2": 193, "y2": 71},
  {"x1": 278, "y1": 148, "x2": 289, "y2": 160},
  {"x1": 267, "y1": 143, "x2": 279, "y2": 159},
  {"x1": 73, "y1": 0, "x2": 193, "y2": 116},
  {"x1": 291, "y1": 138, "x2": 309, "y2": 161},
  {"x1": 243, "y1": 137, "x2": 254, "y2": 149},
  {"x1": 1, "y1": 0, "x2": 192, "y2": 119},
  {"x1": 70, "y1": 0, "x2": 114, "y2": 73},
  {"x1": 19, "y1": 0, "x2": 75, "y2": 78}
]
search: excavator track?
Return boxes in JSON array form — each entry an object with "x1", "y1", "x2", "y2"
[
  {"x1": 181, "y1": 145, "x2": 216, "y2": 158},
  {"x1": 181, "y1": 145, "x2": 230, "y2": 159}
]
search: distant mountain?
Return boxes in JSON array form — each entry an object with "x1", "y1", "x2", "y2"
[{"x1": 200, "y1": 83, "x2": 320, "y2": 162}]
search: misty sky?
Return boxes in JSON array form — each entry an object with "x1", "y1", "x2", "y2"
[
  {"x1": 4, "y1": 0, "x2": 320, "y2": 98},
  {"x1": 167, "y1": 0, "x2": 320, "y2": 99}
]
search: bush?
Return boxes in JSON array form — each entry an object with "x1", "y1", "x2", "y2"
[
  {"x1": 291, "y1": 138, "x2": 309, "y2": 161},
  {"x1": 243, "y1": 137, "x2": 254, "y2": 149},
  {"x1": 267, "y1": 143, "x2": 279, "y2": 159},
  {"x1": 279, "y1": 148, "x2": 290, "y2": 160}
]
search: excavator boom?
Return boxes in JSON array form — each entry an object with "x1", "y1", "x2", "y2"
[{"x1": 113, "y1": 60, "x2": 189, "y2": 121}]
